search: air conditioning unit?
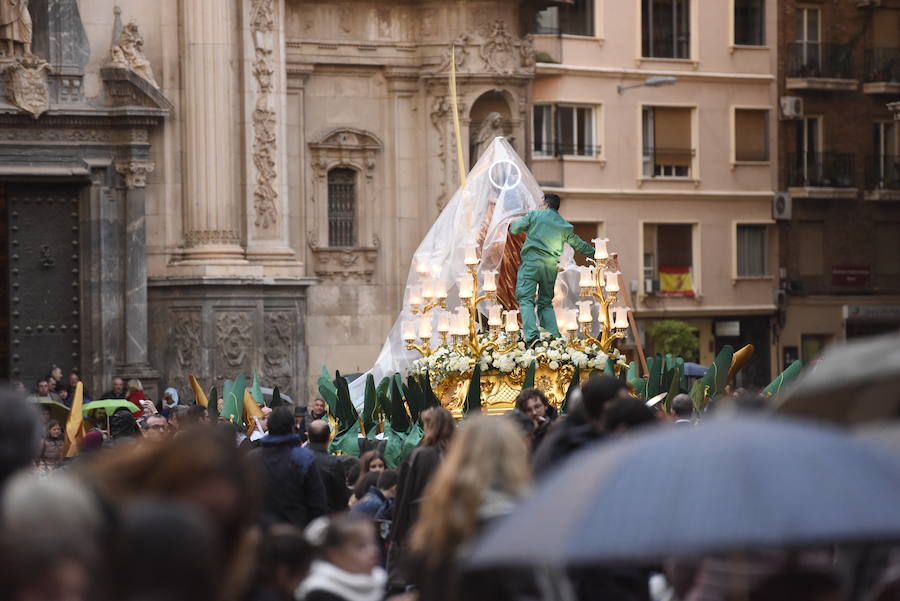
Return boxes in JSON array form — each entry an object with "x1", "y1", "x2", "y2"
[
  {"x1": 780, "y1": 96, "x2": 804, "y2": 120},
  {"x1": 773, "y1": 192, "x2": 792, "y2": 220},
  {"x1": 644, "y1": 278, "x2": 660, "y2": 295}
]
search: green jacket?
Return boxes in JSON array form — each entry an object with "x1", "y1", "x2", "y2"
[{"x1": 510, "y1": 209, "x2": 594, "y2": 260}]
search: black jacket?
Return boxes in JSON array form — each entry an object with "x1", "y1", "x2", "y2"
[
  {"x1": 250, "y1": 434, "x2": 328, "y2": 528},
  {"x1": 307, "y1": 442, "x2": 351, "y2": 513}
]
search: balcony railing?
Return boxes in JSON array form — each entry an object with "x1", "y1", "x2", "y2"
[
  {"x1": 533, "y1": 142, "x2": 601, "y2": 158},
  {"x1": 864, "y1": 48, "x2": 900, "y2": 83},
  {"x1": 642, "y1": 147, "x2": 694, "y2": 178},
  {"x1": 787, "y1": 42, "x2": 855, "y2": 80},
  {"x1": 787, "y1": 152, "x2": 856, "y2": 188},
  {"x1": 865, "y1": 155, "x2": 900, "y2": 190}
]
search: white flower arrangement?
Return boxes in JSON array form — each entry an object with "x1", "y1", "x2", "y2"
[{"x1": 410, "y1": 331, "x2": 622, "y2": 383}]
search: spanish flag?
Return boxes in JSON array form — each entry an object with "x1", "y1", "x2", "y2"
[
  {"x1": 64, "y1": 382, "x2": 86, "y2": 458},
  {"x1": 659, "y1": 266, "x2": 695, "y2": 297}
]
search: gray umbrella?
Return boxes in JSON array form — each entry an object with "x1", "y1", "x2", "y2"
[
  {"x1": 775, "y1": 334, "x2": 900, "y2": 425},
  {"x1": 468, "y1": 416, "x2": 900, "y2": 568}
]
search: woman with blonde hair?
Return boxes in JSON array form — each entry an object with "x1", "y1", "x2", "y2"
[
  {"x1": 408, "y1": 415, "x2": 531, "y2": 601},
  {"x1": 386, "y1": 406, "x2": 455, "y2": 593}
]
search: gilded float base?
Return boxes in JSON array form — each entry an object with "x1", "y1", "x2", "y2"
[{"x1": 432, "y1": 362, "x2": 593, "y2": 418}]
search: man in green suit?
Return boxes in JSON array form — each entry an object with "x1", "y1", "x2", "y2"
[{"x1": 510, "y1": 193, "x2": 595, "y2": 345}]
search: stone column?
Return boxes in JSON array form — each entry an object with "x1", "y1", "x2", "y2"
[
  {"x1": 115, "y1": 159, "x2": 160, "y2": 400},
  {"x1": 180, "y1": 0, "x2": 245, "y2": 262}
]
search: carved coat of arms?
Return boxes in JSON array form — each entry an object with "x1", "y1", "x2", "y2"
[{"x1": 5, "y1": 60, "x2": 50, "y2": 119}]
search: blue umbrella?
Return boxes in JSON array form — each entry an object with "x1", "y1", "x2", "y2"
[{"x1": 469, "y1": 416, "x2": 900, "y2": 567}]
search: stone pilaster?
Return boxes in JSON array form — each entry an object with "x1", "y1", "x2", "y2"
[
  {"x1": 180, "y1": 0, "x2": 245, "y2": 263},
  {"x1": 241, "y1": 0, "x2": 297, "y2": 265}
]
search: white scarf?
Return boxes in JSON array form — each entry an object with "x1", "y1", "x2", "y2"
[{"x1": 296, "y1": 561, "x2": 386, "y2": 601}]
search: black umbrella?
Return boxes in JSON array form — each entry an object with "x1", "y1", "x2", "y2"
[{"x1": 469, "y1": 416, "x2": 900, "y2": 567}]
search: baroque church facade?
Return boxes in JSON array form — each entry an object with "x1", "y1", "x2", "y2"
[{"x1": 0, "y1": 0, "x2": 545, "y2": 400}]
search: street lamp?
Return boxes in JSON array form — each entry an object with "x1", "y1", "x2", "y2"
[{"x1": 617, "y1": 75, "x2": 678, "y2": 94}]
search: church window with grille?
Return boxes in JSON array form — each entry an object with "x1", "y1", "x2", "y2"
[{"x1": 328, "y1": 168, "x2": 357, "y2": 247}]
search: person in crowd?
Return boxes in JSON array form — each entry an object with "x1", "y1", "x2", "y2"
[
  {"x1": 297, "y1": 513, "x2": 386, "y2": 601},
  {"x1": 353, "y1": 469, "x2": 399, "y2": 518},
  {"x1": 0, "y1": 391, "x2": 40, "y2": 489},
  {"x1": 37, "y1": 419, "x2": 65, "y2": 472},
  {"x1": 110, "y1": 408, "x2": 141, "y2": 443},
  {"x1": 308, "y1": 398, "x2": 329, "y2": 421},
  {"x1": 246, "y1": 524, "x2": 313, "y2": 601},
  {"x1": 100, "y1": 376, "x2": 126, "y2": 400},
  {"x1": 125, "y1": 379, "x2": 148, "y2": 411},
  {"x1": 49, "y1": 365, "x2": 64, "y2": 386},
  {"x1": 409, "y1": 416, "x2": 531, "y2": 601},
  {"x1": 514, "y1": 387, "x2": 556, "y2": 450},
  {"x1": 67, "y1": 371, "x2": 89, "y2": 401},
  {"x1": 673, "y1": 393, "x2": 694, "y2": 425},
  {"x1": 294, "y1": 405, "x2": 309, "y2": 442},
  {"x1": 168, "y1": 405, "x2": 189, "y2": 434},
  {"x1": 184, "y1": 404, "x2": 209, "y2": 428},
  {"x1": 11, "y1": 381, "x2": 26, "y2": 395},
  {"x1": 88, "y1": 426, "x2": 259, "y2": 601},
  {"x1": 160, "y1": 387, "x2": 182, "y2": 417},
  {"x1": 351, "y1": 450, "x2": 386, "y2": 504},
  {"x1": 603, "y1": 397, "x2": 658, "y2": 434},
  {"x1": 112, "y1": 500, "x2": 219, "y2": 601},
  {"x1": 31, "y1": 379, "x2": 60, "y2": 402},
  {"x1": 504, "y1": 409, "x2": 536, "y2": 446},
  {"x1": 531, "y1": 375, "x2": 630, "y2": 476},
  {"x1": 56, "y1": 387, "x2": 69, "y2": 406},
  {"x1": 1, "y1": 472, "x2": 101, "y2": 601},
  {"x1": 387, "y1": 406, "x2": 456, "y2": 593},
  {"x1": 251, "y1": 407, "x2": 328, "y2": 528},
  {"x1": 46, "y1": 375, "x2": 59, "y2": 394},
  {"x1": 140, "y1": 414, "x2": 168, "y2": 442},
  {"x1": 306, "y1": 420, "x2": 351, "y2": 513}
]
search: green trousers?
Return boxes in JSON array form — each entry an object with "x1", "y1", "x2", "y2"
[{"x1": 515, "y1": 257, "x2": 560, "y2": 341}]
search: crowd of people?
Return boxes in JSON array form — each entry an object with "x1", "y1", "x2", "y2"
[{"x1": 3, "y1": 366, "x2": 899, "y2": 601}]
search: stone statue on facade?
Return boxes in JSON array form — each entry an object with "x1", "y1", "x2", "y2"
[
  {"x1": 0, "y1": 0, "x2": 31, "y2": 57},
  {"x1": 110, "y1": 21, "x2": 158, "y2": 87},
  {"x1": 473, "y1": 112, "x2": 506, "y2": 161}
]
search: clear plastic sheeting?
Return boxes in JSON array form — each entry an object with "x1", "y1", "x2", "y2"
[{"x1": 348, "y1": 137, "x2": 584, "y2": 405}]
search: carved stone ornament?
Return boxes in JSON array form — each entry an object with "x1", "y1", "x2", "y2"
[
  {"x1": 2, "y1": 56, "x2": 51, "y2": 119},
  {"x1": 170, "y1": 311, "x2": 201, "y2": 373},
  {"x1": 115, "y1": 159, "x2": 156, "y2": 189},
  {"x1": 263, "y1": 311, "x2": 292, "y2": 391},
  {"x1": 480, "y1": 20, "x2": 518, "y2": 75},
  {"x1": 250, "y1": 0, "x2": 279, "y2": 230},
  {"x1": 215, "y1": 312, "x2": 253, "y2": 374},
  {"x1": 308, "y1": 246, "x2": 379, "y2": 282},
  {"x1": 432, "y1": 21, "x2": 535, "y2": 77},
  {"x1": 110, "y1": 21, "x2": 158, "y2": 88}
]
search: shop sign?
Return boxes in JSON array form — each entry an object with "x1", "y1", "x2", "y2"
[{"x1": 832, "y1": 266, "x2": 871, "y2": 287}]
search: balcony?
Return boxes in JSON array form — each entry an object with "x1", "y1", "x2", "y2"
[
  {"x1": 642, "y1": 147, "x2": 695, "y2": 179},
  {"x1": 863, "y1": 48, "x2": 900, "y2": 94},
  {"x1": 864, "y1": 155, "x2": 900, "y2": 200},
  {"x1": 534, "y1": 141, "x2": 601, "y2": 159},
  {"x1": 787, "y1": 152, "x2": 858, "y2": 198},
  {"x1": 532, "y1": 142, "x2": 602, "y2": 187},
  {"x1": 786, "y1": 43, "x2": 858, "y2": 92}
]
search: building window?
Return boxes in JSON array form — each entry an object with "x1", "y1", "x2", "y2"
[
  {"x1": 736, "y1": 224, "x2": 768, "y2": 277},
  {"x1": 327, "y1": 168, "x2": 356, "y2": 247},
  {"x1": 532, "y1": 104, "x2": 597, "y2": 157},
  {"x1": 870, "y1": 121, "x2": 899, "y2": 190},
  {"x1": 644, "y1": 223, "x2": 695, "y2": 296},
  {"x1": 642, "y1": 106, "x2": 693, "y2": 178},
  {"x1": 642, "y1": 0, "x2": 690, "y2": 59},
  {"x1": 734, "y1": 109, "x2": 769, "y2": 162},
  {"x1": 734, "y1": 0, "x2": 764, "y2": 46},
  {"x1": 801, "y1": 334, "x2": 830, "y2": 364},
  {"x1": 534, "y1": 0, "x2": 594, "y2": 36},
  {"x1": 795, "y1": 7, "x2": 821, "y2": 70}
]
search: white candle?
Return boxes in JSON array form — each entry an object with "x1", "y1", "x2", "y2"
[
  {"x1": 614, "y1": 307, "x2": 630, "y2": 329},
  {"x1": 593, "y1": 237, "x2": 609, "y2": 260},
  {"x1": 418, "y1": 315, "x2": 433, "y2": 339},
  {"x1": 454, "y1": 310, "x2": 469, "y2": 335},
  {"x1": 402, "y1": 320, "x2": 416, "y2": 342},
  {"x1": 416, "y1": 259, "x2": 429, "y2": 275},
  {"x1": 564, "y1": 309, "x2": 578, "y2": 332},
  {"x1": 605, "y1": 271, "x2": 620, "y2": 293},
  {"x1": 409, "y1": 285, "x2": 423, "y2": 307},
  {"x1": 505, "y1": 310, "x2": 519, "y2": 333},
  {"x1": 434, "y1": 279, "x2": 448, "y2": 299},
  {"x1": 578, "y1": 266, "x2": 594, "y2": 289},
  {"x1": 483, "y1": 271, "x2": 497, "y2": 292},
  {"x1": 437, "y1": 313, "x2": 451, "y2": 333},
  {"x1": 488, "y1": 305, "x2": 503, "y2": 326},
  {"x1": 458, "y1": 276, "x2": 473, "y2": 299},
  {"x1": 464, "y1": 243, "x2": 478, "y2": 266},
  {"x1": 577, "y1": 300, "x2": 593, "y2": 323}
]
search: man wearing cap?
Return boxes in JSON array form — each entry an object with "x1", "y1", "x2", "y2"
[{"x1": 510, "y1": 193, "x2": 595, "y2": 345}]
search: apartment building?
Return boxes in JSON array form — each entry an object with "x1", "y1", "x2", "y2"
[
  {"x1": 776, "y1": 0, "x2": 900, "y2": 368},
  {"x1": 529, "y1": 0, "x2": 779, "y2": 385}
]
